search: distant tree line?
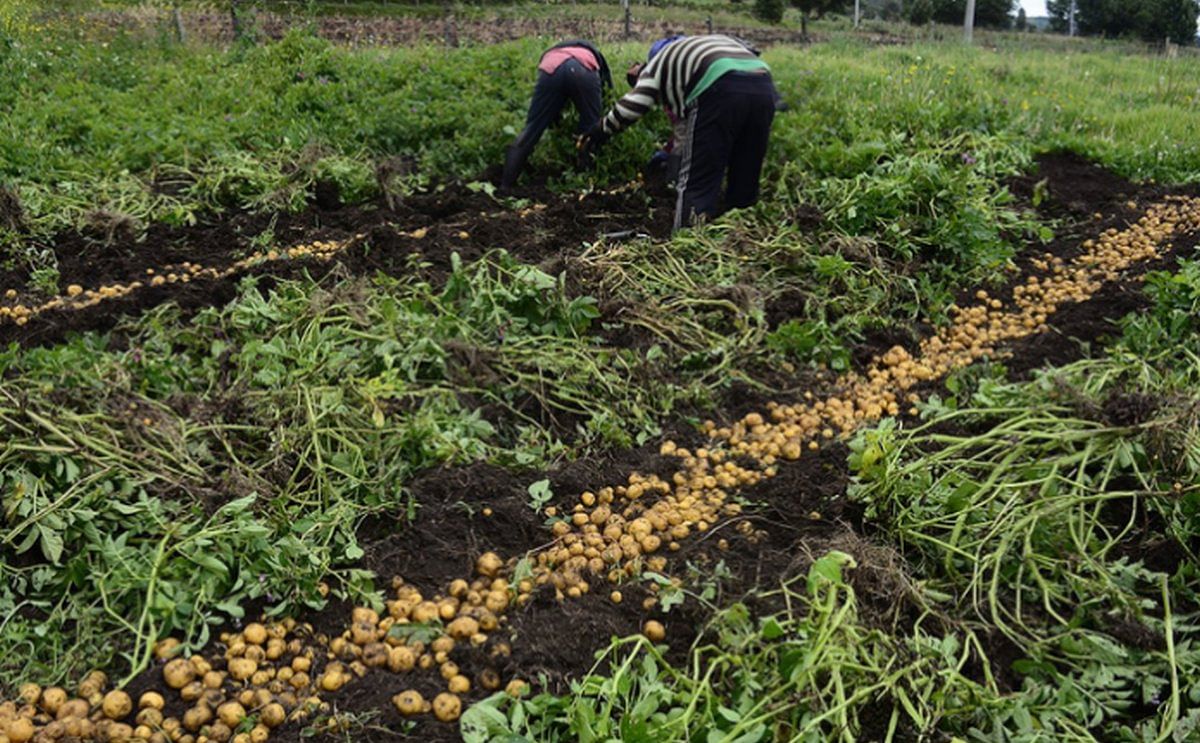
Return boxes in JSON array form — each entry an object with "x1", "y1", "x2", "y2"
[{"x1": 1048, "y1": 0, "x2": 1199, "y2": 44}]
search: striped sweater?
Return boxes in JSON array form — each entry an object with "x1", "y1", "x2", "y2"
[{"x1": 600, "y1": 35, "x2": 762, "y2": 134}]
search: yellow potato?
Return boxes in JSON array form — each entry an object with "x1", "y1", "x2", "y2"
[
  {"x1": 643, "y1": 620, "x2": 666, "y2": 643},
  {"x1": 392, "y1": 690, "x2": 426, "y2": 717},
  {"x1": 432, "y1": 692, "x2": 462, "y2": 722},
  {"x1": 162, "y1": 658, "x2": 195, "y2": 689},
  {"x1": 102, "y1": 690, "x2": 133, "y2": 720}
]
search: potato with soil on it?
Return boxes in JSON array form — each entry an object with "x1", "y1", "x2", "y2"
[
  {"x1": 432, "y1": 692, "x2": 462, "y2": 722},
  {"x1": 259, "y1": 702, "x2": 286, "y2": 729},
  {"x1": 101, "y1": 690, "x2": 132, "y2": 720},
  {"x1": 163, "y1": 658, "x2": 195, "y2": 689},
  {"x1": 38, "y1": 687, "x2": 67, "y2": 715},
  {"x1": 392, "y1": 690, "x2": 428, "y2": 717},
  {"x1": 138, "y1": 691, "x2": 164, "y2": 711},
  {"x1": 242, "y1": 622, "x2": 268, "y2": 646},
  {"x1": 476, "y1": 551, "x2": 504, "y2": 578},
  {"x1": 7, "y1": 717, "x2": 35, "y2": 743}
]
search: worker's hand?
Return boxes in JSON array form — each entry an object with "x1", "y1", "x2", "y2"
[{"x1": 577, "y1": 123, "x2": 610, "y2": 153}]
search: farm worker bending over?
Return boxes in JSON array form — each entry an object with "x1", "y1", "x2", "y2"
[
  {"x1": 501, "y1": 40, "x2": 613, "y2": 189},
  {"x1": 580, "y1": 35, "x2": 778, "y2": 230}
]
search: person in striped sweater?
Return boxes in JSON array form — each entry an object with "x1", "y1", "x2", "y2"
[
  {"x1": 580, "y1": 35, "x2": 778, "y2": 230},
  {"x1": 501, "y1": 40, "x2": 613, "y2": 189}
]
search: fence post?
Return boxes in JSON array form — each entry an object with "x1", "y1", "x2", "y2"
[
  {"x1": 444, "y1": 13, "x2": 458, "y2": 47},
  {"x1": 230, "y1": 0, "x2": 242, "y2": 41},
  {"x1": 706, "y1": 15, "x2": 712, "y2": 34},
  {"x1": 623, "y1": 0, "x2": 632, "y2": 39},
  {"x1": 173, "y1": 3, "x2": 185, "y2": 42}
]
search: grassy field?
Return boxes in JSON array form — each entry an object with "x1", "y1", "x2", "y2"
[{"x1": 0, "y1": 3, "x2": 1199, "y2": 742}]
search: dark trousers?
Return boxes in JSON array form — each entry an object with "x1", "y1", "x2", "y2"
[
  {"x1": 674, "y1": 71, "x2": 777, "y2": 230},
  {"x1": 501, "y1": 59, "x2": 602, "y2": 188}
]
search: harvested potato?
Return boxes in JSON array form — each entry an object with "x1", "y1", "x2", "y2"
[
  {"x1": 319, "y1": 671, "x2": 349, "y2": 692},
  {"x1": 479, "y1": 668, "x2": 501, "y2": 691},
  {"x1": 432, "y1": 692, "x2": 462, "y2": 722},
  {"x1": 445, "y1": 616, "x2": 479, "y2": 640},
  {"x1": 242, "y1": 623, "x2": 267, "y2": 646},
  {"x1": 17, "y1": 683, "x2": 40, "y2": 705},
  {"x1": 8, "y1": 717, "x2": 35, "y2": 743},
  {"x1": 182, "y1": 704, "x2": 212, "y2": 731},
  {"x1": 392, "y1": 690, "x2": 427, "y2": 717},
  {"x1": 260, "y1": 703, "x2": 286, "y2": 728},
  {"x1": 217, "y1": 701, "x2": 246, "y2": 727},
  {"x1": 163, "y1": 659, "x2": 195, "y2": 689},
  {"x1": 56, "y1": 698, "x2": 90, "y2": 721},
  {"x1": 139, "y1": 691, "x2": 165, "y2": 711},
  {"x1": 361, "y1": 642, "x2": 389, "y2": 668},
  {"x1": 102, "y1": 690, "x2": 133, "y2": 720},
  {"x1": 154, "y1": 638, "x2": 181, "y2": 660},
  {"x1": 643, "y1": 620, "x2": 666, "y2": 642},
  {"x1": 227, "y1": 658, "x2": 257, "y2": 681},
  {"x1": 39, "y1": 687, "x2": 67, "y2": 715},
  {"x1": 476, "y1": 551, "x2": 504, "y2": 578}
]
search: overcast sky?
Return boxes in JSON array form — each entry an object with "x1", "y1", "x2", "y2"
[{"x1": 1021, "y1": 0, "x2": 1049, "y2": 15}]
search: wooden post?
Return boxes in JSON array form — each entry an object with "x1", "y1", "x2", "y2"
[
  {"x1": 623, "y1": 0, "x2": 631, "y2": 39},
  {"x1": 443, "y1": 2, "x2": 458, "y2": 48},
  {"x1": 854, "y1": 0, "x2": 860, "y2": 28},
  {"x1": 963, "y1": 0, "x2": 975, "y2": 44},
  {"x1": 706, "y1": 15, "x2": 713, "y2": 34},
  {"x1": 1068, "y1": 0, "x2": 1077, "y2": 37},
  {"x1": 173, "y1": 4, "x2": 185, "y2": 42},
  {"x1": 230, "y1": 0, "x2": 241, "y2": 41}
]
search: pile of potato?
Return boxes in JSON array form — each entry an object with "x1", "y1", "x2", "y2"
[{"x1": 0, "y1": 235, "x2": 363, "y2": 329}]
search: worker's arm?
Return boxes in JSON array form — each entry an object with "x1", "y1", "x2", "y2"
[{"x1": 600, "y1": 73, "x2": 662, "y2": 134}]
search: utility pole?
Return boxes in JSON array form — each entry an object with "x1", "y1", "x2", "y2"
[
  {"x1": 1068, "y1": 0, "x2": 1077, "y2": 37},
  {"x1": 963, "y1": 0, "x2": 976, "y2": 44}
]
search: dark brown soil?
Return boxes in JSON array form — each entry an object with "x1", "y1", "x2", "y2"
[
  {"x1": 0, "y1": 183, "x2": 671, "y2": 348},
  {"x1": 1004, "y1": 227, "x2": 1199, "y2": 379},
  {"x1": 37, "y1": 155, "x2": 1200, "y2": 741}
]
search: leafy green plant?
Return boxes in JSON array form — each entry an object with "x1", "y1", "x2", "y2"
[
  {"x1": 462, "y1": 551, "x2": 990, "y2": 742},
  {"x1": 848, "y1": 354, "x2": 1200, "y2": 740},
  {"x1": 766, "y1": 318, "x2": 851, "y2": 370}
]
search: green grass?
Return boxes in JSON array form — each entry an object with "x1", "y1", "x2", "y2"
[{"x1": 2, "y1": 21, "x2": 1198, "y2": 257}]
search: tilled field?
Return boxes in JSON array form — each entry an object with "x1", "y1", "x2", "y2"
[
  {"x1": 1, "y1": 156, "x2": 1198, "y2": 742},
  {"x1": 0, "y1": 184, "x2": 671, "y2": 349}
]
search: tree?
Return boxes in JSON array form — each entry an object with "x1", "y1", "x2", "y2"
[
  {"x1": 790, "y1": 0, "x2": 844, "y2": 36},
  {"x1": 1048, "y1": 0, "x2": 1198, "y2": 42},
  {"x1": 1137, "y1": 0, "x2": 1200, "y2": 43},
  {"x1": 908, "y1": 0, "x2": 936, "y2": 24},
  {"x1": 1016, "y1": 6, "x2": 1028, "y2": 29},
  {"x1": 931, "y1": 0, "x2": 1016, "y2": 29},
  {"x1": 756, "y1": 0, "x2": 785, "y2": 23},
  {"x1": 1046, "y1": 0, "x2": 1071, "y2": 32}
]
